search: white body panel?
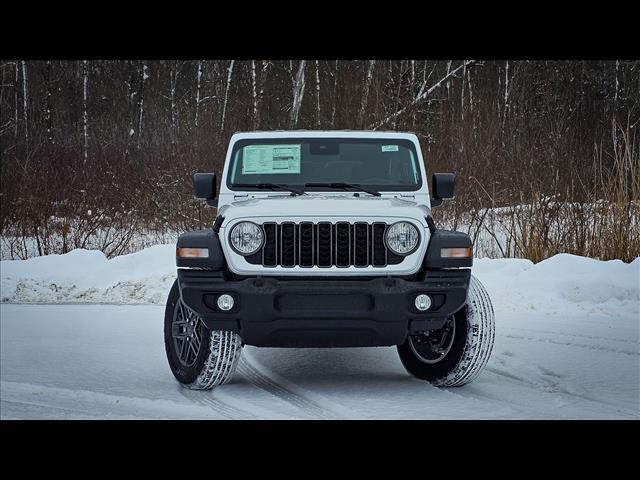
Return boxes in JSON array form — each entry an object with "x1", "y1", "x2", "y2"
[{"x1": 216, "y1": 131, "x2": 432, "y2": 276}]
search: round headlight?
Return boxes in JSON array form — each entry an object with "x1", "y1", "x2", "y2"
[
  {"x1": 385, "y1": 222, "x2": 420, "y2": 255},
  {"x1": 229, "y1": 222, "x2": 264, "y2": 255}
]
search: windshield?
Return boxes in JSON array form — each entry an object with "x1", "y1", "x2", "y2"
[{"x1": 227, "y1": 138, "x2": 422, "y2": 192}]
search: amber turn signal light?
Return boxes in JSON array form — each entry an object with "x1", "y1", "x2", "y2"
[
  {"x1": 176, "y1": 247, "x2": 209, "y2": 258},
  {"x1": 441, "y1": 247, "x2": 473, "y2": 258}
]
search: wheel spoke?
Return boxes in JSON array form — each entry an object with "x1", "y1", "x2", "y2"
[
  {"x1": 191, "y1": 331, "x2": 201, "y2": 352},
  {"x1": 179, "y1": 337, "x2": 189, "y2": 360},
  {"x1": 188, "y1": 340, "x2": 198, "y2": 358},
  {"x1": 172, "y1": 298, "x2": 205, "y2": 367},
  {"x1": 179, "y1": 301, "x2": 189, "y2": 323}
]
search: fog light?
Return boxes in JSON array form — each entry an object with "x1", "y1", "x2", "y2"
[
  {"x1": 415, "y1": 294, "x2": 432, "y2": 311},
  {"x1": 217, "y1": 294, "x2": 234, "y2": 311}
]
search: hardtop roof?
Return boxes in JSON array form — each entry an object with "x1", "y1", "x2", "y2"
[{"x1": 229, "y1": 130, "x2": 419, "y2": 141}]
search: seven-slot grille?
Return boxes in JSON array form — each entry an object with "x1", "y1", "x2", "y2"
[{"x1": 244, "y1": 222, "x2": 406, "y2": 268}]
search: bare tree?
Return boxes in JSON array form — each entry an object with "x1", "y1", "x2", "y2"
[
  {"x1": 45, "y1": 61, "x2": 53, "y2": 145},
  {"x1": 82, "y1": 60, "x2": 88, "y2": 164},
  {"x1": 250, "y1": 60, "x2": 271, "y2": 130},
  {"x1": 467, "y1": 67, "x2": 473, "y2": 114},
  {"x1": 137, "y1": 61, "x2": 147, "y2": 150},
  {"x1": 219, "y1": 60, "x2": 235, "y2": 139},
  {"x1": 315, "y1": 60, "x2": 321, "y2": 128},
  {"x1": 21, "y1": 60, "x2": 28, "y2": 144},
  {"x1": 357, "y1": 60, "x2": 376, "y2": 128},
  {"x1": 169, "y1": 61, "x2": 178, "y2": 149},
  {"x1": 194, "y1": 60, "x2": 202, "y2": 129},
  {"x1": 445, "y1": 60, "x2": 452, "y2": 99},
  {"x1": 14, "y1": 62, "x2": 18, "y2": 139},
  {"x1": 251, "y1": 60, "x2": 258, "y2": 129},
  {"x1": 330, "y1": 60, "x2": 339, "y2": 128},
  {"x1": 461, "y1": 60, "x2": 466, "y2": 121},
  {"x1": 289, "y1": 60, "x2": 306, "y2": 129},
  {"x1": 502, "y1": 60, "x2": 510, "y2": 135}
]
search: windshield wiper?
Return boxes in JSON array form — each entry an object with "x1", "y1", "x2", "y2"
[
  {"x1": 231, "y1": 183, "x2": 305, "y2": 196},
  {"x1": 304, "y1": 182, "x2": 381, "y2": 197}
]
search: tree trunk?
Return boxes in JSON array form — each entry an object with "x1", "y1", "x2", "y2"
[
  {"x1": 315, "y1": 60, "x2": 321, "y2": 128},
  {"x1": 504, "y1": 60, "x2": 510, "y2": 112},
  {"x1": 391, "y1": 60, "x2": 404, "y2": 129},
  {"x1": 14, "y1": 62, "x2": 18, "y2": 139},
  {"x1": 410, "y1": 60, "x2": 416, "y2": 128},
  {"x1": 251, "y1": 60, "x2": 258, "y2": 129},
  {"x1": 289, "y1": 60, "x2": 306, "y2": 129},
  {"x1": 461, "y1": 61, "x2": 466, "y2": 121},
  {"x1": 357, "y1": 60, "x2": 375, "y2": 128},
  {"x1": 331, "y1": 60, "x2": 339, "y2": 128},
  {"x1": 21, "y1": 61, "x2": 28, "y2": 144},
  {"x1": 137, "y1": 60, "x2": 147, "y2": 150},
  {"x1": 445, "y1": 60, "x2": 452, "y2": 100},
  {"x1": 82, "y1": 60, "x2": 88, "y2": 164},
  {"x1": 219, "y1": 60, "x2": 235, "y2": 139},
  {"x1": 45, "y1": 61, "x2": 53, "y2": 144},
  {"x1": 170, "y1": 62, "x2": 177, "y2": 149},
  {"x1": 253, "y1": 60, "x2": 271, "y2": 130},
  {"x1": 467, "y1": 67, "x2": 473, "y2": 113},
  {"x1": 194, "y1": 60, "x2": 202, "y2": 129},
  {"x1": 502, "y1": 60, "x2": 510, "y2": 136}
]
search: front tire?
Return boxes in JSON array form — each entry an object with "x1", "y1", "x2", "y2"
[
  {"x1": 164, "y1": 280, "x2": 242, "y2": 390},
  {"x1": 397, "y1": 274, "x2": 495, "y2": 387}
]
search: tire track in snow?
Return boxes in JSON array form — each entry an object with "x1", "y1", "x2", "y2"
[
  {"x1": 486, "y1": 362, "x2": 570, "y2": 394},
  {"x1": 0, "y1": 380, "x2": 247, "y2": 420},
  {"x1": 501, "y1": 333, "x2": 637, "y2": 356},
  {"x1": 1, "y1": 399, "x2": 106, "y2": 419},
  {"x1": 485, "y1": 365, "x2": 634, "y2": 414},
  {"x1": 237, "y1": 355, "x2": 346, "y2": 420},
  {"x1": 177, "y1": 388, "x2": 257, "y2": 420},
  {"x1": 502, "y1": 326, "x2": 638, "y2": 345}
]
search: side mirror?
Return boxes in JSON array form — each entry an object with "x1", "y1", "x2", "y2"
[
  {"x1": 193, "y1": 172, "x2": 217, "y2": 206},
  {"x1": 431, "y1": 173, "x2": 455, "y2": 207}
]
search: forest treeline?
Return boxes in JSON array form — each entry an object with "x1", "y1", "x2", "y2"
[{"x1": 0, "y1": 60, "x2": 638, "y2": 261}]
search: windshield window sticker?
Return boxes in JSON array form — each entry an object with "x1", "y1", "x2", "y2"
[
  {"x1": 381, "y1": 145, "x2": 399, "y2": 152},
  {"x1": 242, "y1": 144, "x2": 302, "y2": 175}
]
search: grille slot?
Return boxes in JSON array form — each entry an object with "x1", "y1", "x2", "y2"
[
  {"x1": 280, "y1": 222, "x2": 296, "y2": 267},
  {"x1": 262, "y1": 223, "x2": 277, "y2": 266},
  {"x1": 317, "y1": 223, "x2": 333, "y2": 267},
  {"x1": 353, "y1": 222, "x2": 369, "y2": 267},
  {"x1": 299, "y1": 222, "x2": 314, "y2": 267},
  {"x1": 372, "y1": 222, "x2": 387, "y2": 266},
  {"x1": 335, "y1": 222, "x2": 351, "y2": 267},
  {"x1": 249, "y1": 222, "x2": 407, "y2": 268}
]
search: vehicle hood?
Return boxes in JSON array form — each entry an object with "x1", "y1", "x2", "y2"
[{"x1": 218, "y1": 194, "x2": 430, "y2": 226}]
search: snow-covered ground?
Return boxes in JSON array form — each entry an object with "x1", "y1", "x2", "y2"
[{"x1": 1, "y1": 246, "x2": 638, "y2": 419}]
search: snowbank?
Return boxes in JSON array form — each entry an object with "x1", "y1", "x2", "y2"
[
  {"x1": 474, "y1": 254, "x2": 639, "y2": 316},
  {"x1": 1, "y1": 246, "x2": 638, "y2": 314},
  {"x1": 0, "y1": 245, "x2": 176, "y2": 305}
]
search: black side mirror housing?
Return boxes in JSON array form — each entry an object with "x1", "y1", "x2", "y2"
[
  {"x1": 431, "y1": 173, "x2": 455, "y2": 207},
  {"x1": 193, "y1": 173, "x2": 217, "y2": 206}
]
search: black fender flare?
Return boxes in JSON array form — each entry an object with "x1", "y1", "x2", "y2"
[
  {"x1": 176, "y1": 229, "x2": 226, "y2": 270},
  {"x1": 424, "y1": 229, "x2": 473, "y2": 269}
]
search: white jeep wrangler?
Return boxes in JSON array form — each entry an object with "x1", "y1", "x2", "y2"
[{"x1": 165, "y1": 131, "x2": 495, "y2": 389}]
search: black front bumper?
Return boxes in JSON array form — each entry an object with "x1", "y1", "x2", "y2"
[{"x1": 178, "y1": 269, "x2": 470, "y2": 348}]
